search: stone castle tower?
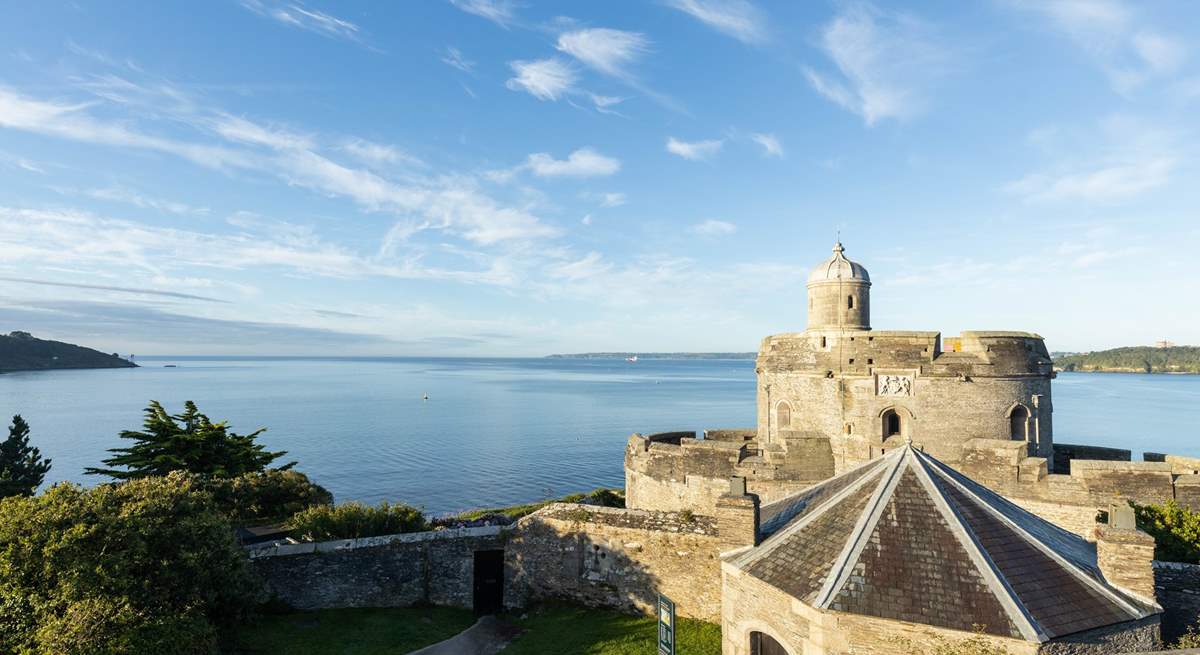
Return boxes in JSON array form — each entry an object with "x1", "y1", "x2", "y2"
[{"x1": 757, "y1": 242, "x2": 1055, "y2": 472}]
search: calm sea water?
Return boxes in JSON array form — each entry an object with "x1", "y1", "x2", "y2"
[{"x1": 2, "y1": 359, "x2": 1197, "y2": 514}]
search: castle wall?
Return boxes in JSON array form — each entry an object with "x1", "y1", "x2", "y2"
[
  {"x1": 505, "y1": 503, "x2": 724, "y2": 621},
  {"x1": 246, "y1": 526, "x2": 503, "y2": 610},
  {"x1": 1153, "y1": 561, "x2": 1200, "y2": 644},
  {"x1": 755, "y1": 331, "x2": 1055, "y2": 473}
]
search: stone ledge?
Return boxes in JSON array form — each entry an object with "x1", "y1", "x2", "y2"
[
  {"x1": 529, "y1": 502, "x2": 718, "y2": 535},
  {"x1": 246, "y1": 525, "x2": 504, "y2": 559}
]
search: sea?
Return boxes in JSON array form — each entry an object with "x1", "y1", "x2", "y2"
[{"x1": 2, "y1": 357, "x2": 1198, "y2": 515}]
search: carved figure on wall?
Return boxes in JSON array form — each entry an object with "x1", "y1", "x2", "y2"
[{"x1": 877, "y1": 375, "x2": 912, "y2": 397}]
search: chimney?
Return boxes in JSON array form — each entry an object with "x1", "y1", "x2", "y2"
[
  {"x1": 715, "y1": 476, "x2": 759, "y2": 552},
  {"x1": 1094, "y1": 503, "x2": 1158, "y2": 604}
]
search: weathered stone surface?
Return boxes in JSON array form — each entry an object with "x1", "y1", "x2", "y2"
[
  {"x1": 1154, "y1": 561, "x2": 1200, "y2": 644},
  {"x1": 1037, "y1": 615, "x2": 1161, "y2": 654},
  {"x1": 505, "y1": 503, "x2": 722, "y2": 621},
  {"x1": 1095, "y1": 525, "x2": 1158, "y2": 603},
  {"x1": 249, "y1": 527, "x2": 503, "y2": 610}
]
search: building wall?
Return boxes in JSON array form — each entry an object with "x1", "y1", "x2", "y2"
[
  {"x1": 505, "y1": 503, "x2": 725, "y2": 621},
  {"x1": 1154, "y1": 561, "x2": 1200, "y2": 645},
  {"x1": 247, "y1": 527, "x2": 503, "y2": 610},
  {"x1": 1038, "y1": 616, "x2": 1161, "y2": 654},
  {"x1": 756, "y1": 331, "x2": 1054, "y2": 470}
]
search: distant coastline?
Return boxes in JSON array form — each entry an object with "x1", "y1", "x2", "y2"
[
  {"x1": 0, "y1": 331, "x2": 137, "y2": 373},
  {"x1": 546, "y1": 352, "x2": 756, "y2": 360},
  {"x1": 1053, "y1": 345, "x2": 1200, "y2": 374}
]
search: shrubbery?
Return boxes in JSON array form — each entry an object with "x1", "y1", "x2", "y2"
[
  {"x1": 286, "y1": 501, "x2": 427, "y2": 541},
  {"x1": 0, "y1": 473, "x2": 258, "y2": 655},
  {"x1": 202, "y1": 469, "x2": 333, "y2": 525},
  {"x1": 1132, "y1": 500, "x2": 1200, "y2": 564}
]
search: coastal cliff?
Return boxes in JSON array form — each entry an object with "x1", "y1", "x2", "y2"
[{"x1": 0, "y1": 331, "x2": 136, "y2": 373}]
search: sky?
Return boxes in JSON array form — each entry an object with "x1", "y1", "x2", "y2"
[{"x1": 1, "y1": 0, "x2": 1198, "y2": 356}]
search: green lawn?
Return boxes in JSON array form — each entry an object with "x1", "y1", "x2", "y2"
[
  {"x1": 503, "y1": 605, "x2": 722, "y2": 655},
  {"x1": 230, "y1": 606, "x2": 475, "y2": 655}
]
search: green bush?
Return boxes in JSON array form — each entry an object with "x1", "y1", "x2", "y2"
[
  {"x1": 1132, "y1": 500, "x2": 1200, "y2": 564},
  {"x1": 286, "y1": 501, "x2": 427, "y2": 541},
  {"x1": 203, "y1": 469, "x2": 333, "y2": 526},
  {"x1": 0, "y1": 472, "x2": 257, "y2": 655}
]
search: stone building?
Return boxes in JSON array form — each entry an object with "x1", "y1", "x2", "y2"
[
  {"x1": 719, "y1": 444, "x2": 1162, "y2": 655},
  {"x1": 628, "y1": 242, "x2": 1056, "y2": 514}
]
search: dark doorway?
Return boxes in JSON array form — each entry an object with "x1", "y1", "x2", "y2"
[
  {"x1": 751, "y1": 631, "x2": 789, "y2": 655},
  {"x1": 1010, "y1": 405, "x2": 1030, "y2": 441},
  {"x1": 883, "y1": 409, "x2": 902, "y2": 439},
  {"x1": 472, "y1": 550, "x2": 504, "y2": 615}
]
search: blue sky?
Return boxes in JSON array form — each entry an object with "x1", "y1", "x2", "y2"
[{"x1": 1, "y1": 0, "x2": 1197, "y2": 356}]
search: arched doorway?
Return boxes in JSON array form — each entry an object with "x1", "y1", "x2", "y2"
[
  {"x1": 1009, "y1": 405, "x2": 1030, "y2": 441},
  {"x1": 881, "y1": 408, "x2": 902, "y2": 440},
  {"x1": 750, "y1": 631, "x2": 789, "y2": 655}
]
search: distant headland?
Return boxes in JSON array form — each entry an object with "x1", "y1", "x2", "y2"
[
  {"x1": 546, "y1": 352, "x2": 756, "y2": 360},
  {"x1": 0, "y1": 331, "x2": 137, "y2": 373},
  {"x1": 1054, "y1": 345, "x2": 1200, "y2": 374}
]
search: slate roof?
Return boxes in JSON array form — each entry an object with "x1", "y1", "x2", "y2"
[{"x1": 731, "y1": 445, "x2": 1159, "y2": 642}]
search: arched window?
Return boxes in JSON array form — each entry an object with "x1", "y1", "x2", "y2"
[
  {"x1": 882, "y1": 409, "x2": 902, "y2": 439},
  {"x1": 751, "y1": 631, "x2": 790, "y2": 655},
  {"x1": 1010, "y1": 405, "x2": 1030, "y2": 441},
  {"x1": 776, "y1": 401, "x2": 792, "y2": 429}
]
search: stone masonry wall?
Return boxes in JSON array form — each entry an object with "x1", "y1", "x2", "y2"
[
  {"x1": 248, "y1": 526, "x2": 503, "y2": 610},
  {"x1": 506, "y1": 503, "x2": 724, "y2": 621},
  {"x1": 1154, "y1": 561, "x2": 1200, "y2": 645}
]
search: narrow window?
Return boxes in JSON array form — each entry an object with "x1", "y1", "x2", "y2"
[
  {"x1": 847, "y1": 295, "x2": 854, "y2": 309},
  {"x1": 867, "y1": 358, "x2": 874, "y2": 365},
  {"x1": 776, "y1": 401, "x2": 792, "y2": 428},
  {"x1": 1010, "y1": 405, "x2": 1030, "y2": 441},
  {"x1": 849, "y1": 358, "x2": 855, "y2": 364},
  {"x1": 821, "y1": 336, "x2": 827, "y2": 348}
]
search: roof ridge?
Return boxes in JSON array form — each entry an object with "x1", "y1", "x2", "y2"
[
  {"x1": 914, "y1": 449, "x2": 1152, "y2": 620},
  {"x1": 811, "y1": 447, "x2": 908, "y2": 608},
  {"x1": 731, "y1": 459, "x2": 890, "y2": 571},
  {"x1": 908, "y1": 447, "x2": 1045, "y2": 642}
]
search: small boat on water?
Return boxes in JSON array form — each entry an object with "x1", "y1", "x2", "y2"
[
  {"x1": 422, "y1": 393, "x2": 429, "y2": 401},
  {"x1": 626, "y1": 355, "x2": 638, "y2": 363},
  {"x1": 164, "y1": 364, "x2": 177, "y2": 368}
]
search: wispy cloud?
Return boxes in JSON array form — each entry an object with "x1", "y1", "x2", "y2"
[
  {"x1": 342, "y1": 138, "x2": 421, "y2": 166},
  {"x1": 803, "y1": 3, "x2": 949, "y2": 125},
  {"x1": 1007, "y1": 0, "x2": 1186, "y2": 94},
  {"x1": 448, "y1": 0, "x2": 518, "y2": 28},
  {"x1": 526, "y1": 148, "x2": 620, "y2": 177},
  {"x1": 664, "y1": 0, "x2": 768, "y2": 44},
  {"x1": 556, "y1": 28, "x2": 651, "y2": 78},
  {"x1": 241, "y1": 1, "x2": 363, "y2": 43},
  {"x1": 0, "y1": 276, "x2": 227, "y2": 303},
  {"x1": 80, "y1": 186, "x2": 209, "y2": 215},
  {"x1": 600, "y1": 192, "x2": 626, "y2": 207},
  {"x1": 689, "y1": 219, "x2": 737, "y2": 236},
  {"x1": 666, "y1": 136, "x2": 723, "y2": 161},
  {"x1": 1005, "y1": 157, "x2": 1174, "y2": 202},
  {"x1": 505, "y1": 58, "x2": 578, "y2": 101},
  {"x1": 442, "y1": 46, "x2": 475, "y2": 73},
  {"x1": 750, "y1": 132, "x2": 783, "y2": 157}
]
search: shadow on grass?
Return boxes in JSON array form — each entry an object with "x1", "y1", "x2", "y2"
[
  {"x1": 502, "y1": 604, "x2": 721, "y2": 655},
  {"x1": 229, "y1": 606, "x2": 475, "y2": 655}
]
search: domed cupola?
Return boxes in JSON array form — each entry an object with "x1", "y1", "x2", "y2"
[{"x1": 806, "y1": 242, "x2": 871, "y2": 331}]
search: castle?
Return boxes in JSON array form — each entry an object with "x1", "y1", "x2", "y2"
[{"x1": 625, "y1": 243, "x2": 1197, "y2": 525}]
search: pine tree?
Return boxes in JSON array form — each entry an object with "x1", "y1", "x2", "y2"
[
  {"x1": 0, "y1": 415, "x2": 52, "y2": 498},
  {"x1": 85, "y1": 400, "x2": 293, "y2": 480}
]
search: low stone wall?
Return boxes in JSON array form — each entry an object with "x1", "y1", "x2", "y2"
[
  {"x1": 1154, "y1": 561, "x2": 1200, "y2": 645},
  {"x1": 1053, "y1": 443, "x2": 1132, "y2": 474},
  {"x1": 248, "y1": 526, "x2": 504, "y2": 610},
  {"x1": 506, "y1": 503, "x2": 724, "y2": 621}
]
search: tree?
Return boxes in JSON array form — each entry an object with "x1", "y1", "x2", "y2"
[
  {"x1": 85, "y1": 401, "x2": 293, "y2": 480},
  {"x1": 0, "y1": 473, "x2": 258, "y2": 654},
  {"x1": 0, "y1": 414, "x2": 52, "y2": 498}
]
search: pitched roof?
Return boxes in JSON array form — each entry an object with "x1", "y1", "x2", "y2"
[{"x1": 732, "y1": 445, "x2": 1158, "y2": 642}]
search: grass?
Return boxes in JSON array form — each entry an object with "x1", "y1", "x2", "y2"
[
  {"x1": 503, "y1": 604, "x2": 722, "y2": 655},
  {"x1": 230, "y1": 606, "x2": 475, "y2": 655}
]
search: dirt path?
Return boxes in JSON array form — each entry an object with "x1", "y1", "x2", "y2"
[{"x1": 408, "y1": 616, "x2": 522, "y2": 655}]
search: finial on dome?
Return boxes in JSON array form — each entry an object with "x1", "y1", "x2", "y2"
[{"x1": 833, "y1": 241, "x2": 844, "y2": 254}]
